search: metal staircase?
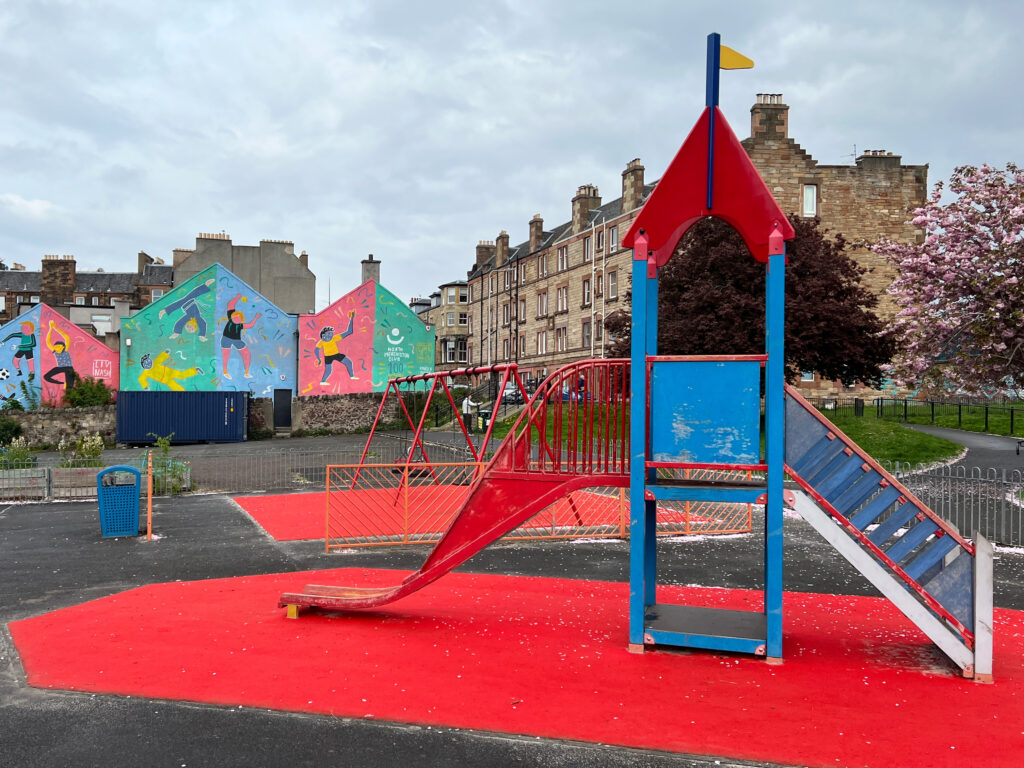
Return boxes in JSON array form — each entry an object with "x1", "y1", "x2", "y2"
[{"x1": 784, "y1": 385, "x2": 993, "y2": 680}]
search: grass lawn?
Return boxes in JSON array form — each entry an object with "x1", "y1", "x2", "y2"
[
  {"x1": 827, "y1": 413, "x2": 963, "y2": 466},
  {"x1": 484, "y1": 404, "x2": 964, "y2": 468}
]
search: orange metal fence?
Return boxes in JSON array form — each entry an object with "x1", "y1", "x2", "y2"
[{"x1": 326, "y1": 462, "x2": 752, "y2": 550}]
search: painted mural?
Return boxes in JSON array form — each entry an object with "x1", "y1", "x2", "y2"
[
  {"x1": 120, "y1": 265, "x2": 297, "y2": 396},
  {"x1": 298, "y1": 281, "x2": 433, "y2": 395},
  {"x1": 0, "y1": 303, "x2": 119, "y2": 408}
]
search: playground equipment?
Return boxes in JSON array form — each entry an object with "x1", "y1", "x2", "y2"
[{"x1": 281, "y1": 34, "x2": 992, "y2": 680}]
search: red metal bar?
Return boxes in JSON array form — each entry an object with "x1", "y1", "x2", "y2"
[{"x1": 647, "y1": 354, "x2": 768, "y2": 363}]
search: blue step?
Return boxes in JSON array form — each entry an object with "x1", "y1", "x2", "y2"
[
  {"x1": 791, "y1": 437, "x2": 846, "y2": 481},
  {"x1": 904, "y1": 534, "x2": 960, "y2": 581},
  {"x1": 826, "y1": 468, "x2": 882, "y2": 514},
  {"x1": 848, "y1": 485, "x2": 902, "y2": 530},
  {"x1": 867, "y1": 501, "x2": 918, "y2": 547},
  {"x1": 803, "y1": 447, "x2": 856, "y2": 488},
  {"x1": 886, "y1": 518, "x2": 939, "y2": 564},
  {"x1": 814, "y1": 454, "x2": 867, "y2": 500}
]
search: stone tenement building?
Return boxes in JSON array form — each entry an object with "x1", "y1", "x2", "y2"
[
  {"x1": 0, "y1": 252, "x2": 173, "y2": 337},
  {"x1": 439, "y1": 93, "x2": 926, "y2": 391},
  {"x1": 172, "y1": 233, "x2": 316, "y2": 315}
]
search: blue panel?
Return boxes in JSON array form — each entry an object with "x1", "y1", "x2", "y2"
[
  {"x1": 117, "y1": 391, "x2": 248, "y2": 443},
  {"x1": 922, "y1": 552, "x2": 974, "y2": 628},
  {"x1": 649, "y1": 360, "x2": 760, "y2": 465},
  {"x1": 849, "y1": 485, "x2": 902, "y2": 530},
  {"x1": 904, "y1": 535, "x2": 959, "y2": 581}
]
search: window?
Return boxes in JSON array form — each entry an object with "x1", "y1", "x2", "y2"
[
  {"x1": 445, "y1": 340, "x2": 456, "y2": 363},
  {"x1": 467, "y1": 345, "x2": 473, "y2": 365},
  {"x1": 583, "y1": 236, "x2": 591, "y2": 262},
  {"x1": 512, "y1": 265, "x2": 519, "y2": 285},
  {"x1": 489, "y1": 275, "x2": 495, "y2": 295},
  {"x1": 536, "y1": 331, "x2": 547, "y2": 355},
  {"x1": 801, "y1": 371, "x2": 815, "y2": 382},
  {"x1": 556, "y1": 285, "x2": 568, "y2": 312},
  {"x1": 557, "y1": 245, "x2": 568, "y2": 271},
  {"x1": 519, "y1": 335, "x2": 526, "y2": 356},
  {"x1": 447, "y1": 311, "x2": 455, "y2": 327},
  {"x1": 596, "y1": 230, "x2": 604, "y2": 252},
  {"x1": 502, "y1": 303, "x2": 511, "y2": 326},
  {"x1": 802, "y1": 184, "x2": 818, "y2": 217},
  {"x1": 609, "y1": 225, "x2": 618, "y2": 252},
  {"x1": 537, "y1": 291, "x2": 548, "y2": 317},
  {"x1": 518, "y1": 298, "x2": 526, "y2": 321},
  {"x1": 595, "y1": 271, "x2": 603, "y2": 298},
  {"x1": 459, "y1": 286, "x2": 467, "y2": 303},
  {"x1": 556, "y1": 326, "x2": 567, "y2": 352},
  {"x1": 582, "y1": 278, "x2": 591, "y2": 307},
  {"x1": 596, "y1": 315, "x2": 604, "y2": 342},
  {"x1": 0, "y1": 296, "x2": 5, "y2": 311},
  {"x1": 468, "y1": 313, "x2": 473, "y2": 333},
  {"x1": 151, "y1": 289, "x2": 164, "y2": 300},
  {"x1": 503, "y1": 339, "x2": 510, "y2": 360},
  {"x1": 582, "y1": 320, "x2": 592, "y2": 348},
  {"x1": 488, "y1": 307, "x2": 495, "y2": 329},
  {"x1": 503, "y1": 270, "x2": 510, "y2": 290},
  {"x1": 537, "y1": 254, "x2": 548, "y2": 277},
  {"x1": 75, "y1": 296, "x2": 85, "y2": 305},
  {"x1": 30, "y1": 295, "x2": 39, "y2": 304},
  {"x1": 458, "y1": 312, "x2": 468, "y2": 326},
  {"x1": 91, "y1": 297, "x2": 99, "y2": 306},
  {"x1": 468, "y1": 284, "x2": 474, "y2": 302},
  {"x1": 17, "y1": 295, "x2": 24, "y2": 303},
  {"x1": 457, "y1": 339, "x2": 467, "y2": 364},
  {"x1": 447, "y1": 287, "x2": 456, "y2": 304},
  {"x1": 607, "y1": 271, "x2": 618, "y2": 299}
]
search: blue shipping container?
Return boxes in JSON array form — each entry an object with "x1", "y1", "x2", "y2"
[{"x1": 117, "y1": 391, "x2": 248, "y2": 444}]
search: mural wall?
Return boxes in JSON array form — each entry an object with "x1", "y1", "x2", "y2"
[
  {"x1": 0, "y1": 304, "x2": 119, "y2": 408},
  {"x1": 120, "y1": 265, "x2": 297, "y2": 395},
  {"x1": 298, "y1": 281, "x2": 434, "y2": 395}
]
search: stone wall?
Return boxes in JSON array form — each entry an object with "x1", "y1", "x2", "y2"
[
  {"x1": 293, "y1": 393, "x2": 399, "y2": 434},
  {"x1": 3, "y1": 405, "x2": 117, "y2": 448},
  {"x1": 248, "y1": 398, "x2": 273, "y2": 432}
]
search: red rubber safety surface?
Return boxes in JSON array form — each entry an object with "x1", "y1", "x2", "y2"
[
  {"x1": 10, "y1": 570, "x2": 1024, "y2": 767},
  {"x1": 235, "y1": 490, "x2": 718, "y2": 542}
]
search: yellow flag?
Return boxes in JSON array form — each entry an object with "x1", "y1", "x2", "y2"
[{"x1": 720, "y1": 45, "x2": 754, "y2": 70}]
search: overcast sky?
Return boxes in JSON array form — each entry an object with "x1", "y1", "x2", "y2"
[{"x1": 1, "y1": 1, "x2": 1020, "y2": 310}]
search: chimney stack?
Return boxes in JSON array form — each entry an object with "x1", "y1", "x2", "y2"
[
  {"x1": 173, "y1": 248, "x2": 194, "y2": 267},
  {"x1": 621, "y1": 159, "x2": 645, "y2": 213},
  {"x1": 41, "y1": 253, "x2": 76, "y2": 306},
  {"x1": 299, "y1": 250, "x2": 308, "y2": 268},
  {"x1": 571, "y1": 184, "x2": 601, "y2": 234},
  {"x1": 361, "y1": 253, "x2": 380, "y2": 284},
  {"x1": 474, "y1": 240, "x2": 496, "y2": 272},
  {"x1": 528, "y1": 214, "x2": 544, "y2": 253},
  {"x1": 496, "y1": 231, "x2": 510, "y2": 264},
  {"x1": 750, "y1": 93, "x2": 789, "y2": 140}
]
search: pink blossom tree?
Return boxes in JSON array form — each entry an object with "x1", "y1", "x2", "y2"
[{"x1": 874, "y1": 163, "x2": 1024, "y2": 396}]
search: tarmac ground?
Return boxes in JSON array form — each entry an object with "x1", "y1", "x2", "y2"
[{"x1": 2, "y1": 432, "x2": 1023, "y2": 767}]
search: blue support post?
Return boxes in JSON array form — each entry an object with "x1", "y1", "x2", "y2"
[
  {"x1": 643, "y1": 253, "x2": 659, "y2": 606},
  {"x1": 628, "y1": 235, "x2": 651, "y2": 648},
  {"x1": 764, "y1": 244, "x2": 786, "y2": 659}
]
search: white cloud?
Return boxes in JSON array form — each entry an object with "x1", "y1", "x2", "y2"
[{"x1": 0, "y1": 193, "x2": 56, "y2": 220}]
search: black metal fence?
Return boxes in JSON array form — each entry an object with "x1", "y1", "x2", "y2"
[{"x1": 800, "y1": 396, "x2": 1024, "y2": 438}]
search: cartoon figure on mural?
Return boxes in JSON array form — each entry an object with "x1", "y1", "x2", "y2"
[
  {"x1": 159, "y1": 277, "x2": 215, "y2": 341},
  {"x1": 1, "y1": 320, "x2": 37, "y2": 378},
  {"x1": 221, "y1": 293, "x2": 262, "y2": 380},
  {"x1": 42, "y1": 321, "x2": 78, "y2": 392},
  {"x1": 315, "y1": 310, "x2": 359, "y2": 385},
  {"x1": 138, "y1": 350, "x2": 203, "y2": 391}
]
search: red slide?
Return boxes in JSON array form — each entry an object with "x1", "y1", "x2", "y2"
[{"x1": 279, "y1": 359, "x2": 631, "y2": 615}]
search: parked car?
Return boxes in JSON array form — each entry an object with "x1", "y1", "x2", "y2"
[{"x1": 501, "y1": 384, "x2": 524, "y2": 405}]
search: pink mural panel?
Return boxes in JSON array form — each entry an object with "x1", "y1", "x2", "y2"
[
  {"x1": 297, "y1": 282, "x2": 375, "y2": 396},
  {"x1": 38, "y1": 305, "x2": 120, "y2": 406}
]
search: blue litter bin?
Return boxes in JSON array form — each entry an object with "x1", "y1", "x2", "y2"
[{"x1": 97, "y1": 465, "x2": 142, "y2": 538}]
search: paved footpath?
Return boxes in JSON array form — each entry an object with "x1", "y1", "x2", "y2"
[{"x1": 908, "y1": 423, "x2": 1024, "y2": 475}]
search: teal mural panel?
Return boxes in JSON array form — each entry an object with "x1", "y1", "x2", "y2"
[
  {"x1": 120, "y1": 265, "x2": 296, "y2": 395},
  {"x1": 372, "y1": 283, "x2": 435, "y2": 391}
]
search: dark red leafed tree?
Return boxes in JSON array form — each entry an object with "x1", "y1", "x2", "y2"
[{"x1": 603, "y1": 214, "x2": 893, "y2": 386}]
